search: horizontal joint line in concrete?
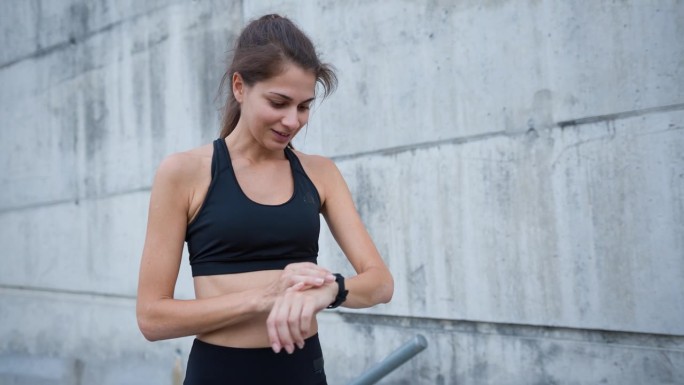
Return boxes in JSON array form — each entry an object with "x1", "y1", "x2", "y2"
[
  {"x1": 557, "y1": 103, "x2": 684, "y2": 128},
  {"x1": 0, "y1": 0, "x2": 186, "y2": 70},
  {"x1": 330, "y1": 130, "x2": 508, "y2": 162},
  {"x1": 337, "y1": 313, "x2": 684, "y2": 351},
  {"x1": 0, "y1": 22, "x2": 122, "y2": 71},
  {"x1": 331, "y1": 103, "x2": 683, "y2": 161},
  {"x1": 0, "y1": 186, "x2": 151, "y2": 215},
  {"x1": 0, "y1": 40, "x2": 73, "y2": 71},
  {"x1": 0, "y1": 284, "x2": 136, "y2": 301}
]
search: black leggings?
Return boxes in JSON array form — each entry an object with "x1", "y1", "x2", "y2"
[{"x1": 183, "y1": 334, "x2": 327, "y2": 385}]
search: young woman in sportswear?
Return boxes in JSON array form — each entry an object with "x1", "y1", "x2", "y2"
[{"x1": 136, "y1": 14, "x2": 394, "y2": 384}]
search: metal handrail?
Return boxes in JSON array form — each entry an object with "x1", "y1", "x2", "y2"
[{"x1": 348, "y1": 334, "x2": 428, "y2": 385}]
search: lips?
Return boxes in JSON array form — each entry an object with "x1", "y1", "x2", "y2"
[{"x1": 271, "y1": 129, "x2": 291, "y2": 142}]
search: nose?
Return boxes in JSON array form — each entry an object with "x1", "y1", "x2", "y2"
[{"x1": 281, "y1": 107, "x2": 299, "y2": 129}]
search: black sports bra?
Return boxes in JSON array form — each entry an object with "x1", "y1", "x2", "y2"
[{"x1": 185, "y1": 139, "x2": 321, "y2": 276}]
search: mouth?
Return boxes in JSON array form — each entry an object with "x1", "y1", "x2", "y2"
[{"x1": 271, "y1": 129, "x2": 291, "y2": 140}]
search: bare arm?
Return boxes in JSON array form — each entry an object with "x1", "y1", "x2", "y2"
[
  {"x1": 319, "y1": 157, "x2": 394, "y2": 308},
  {"x1": 136, "y1": 154, "x2": 260, "y2": 341},
  {"x1": 266, "y1": 156, "x2": 394, "y2": 353}
]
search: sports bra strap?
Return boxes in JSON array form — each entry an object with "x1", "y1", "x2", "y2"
[
  {"x1": 212, "y1": 138, "x2": 231, "y2": 176},
  {"x1": 284, "y1": 147, "x2": 305, "y2": 174}
]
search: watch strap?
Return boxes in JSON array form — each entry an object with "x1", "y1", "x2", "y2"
[{"x1": 327, "y1": 273, "x2": 348, "y2": 309}]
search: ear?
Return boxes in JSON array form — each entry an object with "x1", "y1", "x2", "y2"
[{"x1": 232, "y1": 72, "x2": 245, "y2": 103}]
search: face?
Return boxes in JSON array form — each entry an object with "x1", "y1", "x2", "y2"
[{"x1": 233, "y1": 63, "x2": 316, "y2": 151}]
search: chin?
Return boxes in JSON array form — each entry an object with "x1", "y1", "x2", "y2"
[{"x1": 265, "y1": 140, "x2": 291, "y2": 151}]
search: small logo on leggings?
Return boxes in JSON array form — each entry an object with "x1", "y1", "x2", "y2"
[{"x1": 313, "y1": 357, "x2": 325, "y2": 375}]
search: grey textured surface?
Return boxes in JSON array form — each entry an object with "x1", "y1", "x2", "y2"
[{"x1": 1, "y1": 0, "x2": 683, "y2": 384}]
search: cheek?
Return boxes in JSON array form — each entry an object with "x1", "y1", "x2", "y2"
[
  {"x1": 299, "y1": 110, "x2": 311, "y2": 125},
  {"x1": 262, "y1": 109, "x2": 281, "y2": 122},
  {"x1": 248, "y1": 105, "x2": 281, "y2": 125}
]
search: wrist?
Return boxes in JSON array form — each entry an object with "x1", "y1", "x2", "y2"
[
  {"x1": 254, "y1": 286, "x2": 276, "y2": 313},
  {"x1": 324, "y1": 280, "x2": 338, "y2": 302},
  {"x1": 327, "y1": 273, "x2": 349, "y2": 309}
]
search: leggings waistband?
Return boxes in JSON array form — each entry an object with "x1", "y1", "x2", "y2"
[{"x1": 184, "y1": 334, "x2": 327, "y2": 385}]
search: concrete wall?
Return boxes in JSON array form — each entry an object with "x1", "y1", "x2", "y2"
[
  {"x1": 1, "y1": 1, "x2": 238, "y2": 383},
  {"x1": 2, "y1": 1, "x2": 683, "y2": 384}
]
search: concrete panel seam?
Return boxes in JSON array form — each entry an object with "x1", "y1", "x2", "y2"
[
  {"x1": 0, "y1": 284, "x2": 137, "y2": 301},
  {"x1": 0, "y1": 186, "x2": 151, "y2": 215},
  {"x1": 331, "y1": 104, "x2": 684, "y2": 162},
  {"x1": 558, "y1": 103, "x2": 684, "y2": 128},
  {"x1": 336, "y1": 313, "x2": 684, "y2": 351},
  {"x1": 0, "y1": 0, "x2": 187, "y2": 70},
  {"x1": 331, "y1": 130, "x2": 507, "y2": 162}
]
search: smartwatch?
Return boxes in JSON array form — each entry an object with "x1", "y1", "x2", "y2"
[{"x1": 327, "y1": 273, "x2": 349, "y2": 309}]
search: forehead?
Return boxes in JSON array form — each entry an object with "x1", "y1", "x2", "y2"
[{"x1": 255, "y1": 63, "x2": 317, "y2": 100}]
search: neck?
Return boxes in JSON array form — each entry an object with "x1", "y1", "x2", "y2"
[{"x1": 225, "y1": 125, "x2": 286, "y2": 163}]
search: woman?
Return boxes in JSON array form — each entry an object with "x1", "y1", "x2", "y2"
[{"x1": 136, "y1": 14, "x2": 393, "y2": 384}]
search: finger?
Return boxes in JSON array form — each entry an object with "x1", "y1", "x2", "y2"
[
  {"x1": 275, "y1": 295, "x2": 295, "y2": 354},
  {"x1": 292, "y1": 275, "x2": 326, "y2": 287},
  {"x1": 283, "y1": 274, "x2": 330, "y2": 290},
  {"x1": 281, "y1": 270, "x2": 329, "y2": 289},
  {"x1": 278, "y1": 266, "x2": 334, "y2": 294},
  {"x1": 306, "y1": 267, "x2": 335, "y2": 281},
  {"x1": 300, "y1": 300, "x2": 315, "y2": 339},
  {"x1": 287, "y1": 295, "x2": 305, "y2": 350},
  {"x1": 288, "y1": 282, "x2": 306, "y2": 291},
  {"x1": 289, "y1": 263, "x2": 333, "y2": 279},
  {"x1": 267, "y1": 301, "x2": 282, "y2": 353},
  {"x1": 287, "y1": 282, "x2": 318, "y2": 292}
]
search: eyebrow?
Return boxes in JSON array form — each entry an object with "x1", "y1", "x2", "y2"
[{"x1": 268, "y1": 92, "x2": 315, "y2": 104}]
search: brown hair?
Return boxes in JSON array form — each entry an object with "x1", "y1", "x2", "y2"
[{"x1": 218, "y1": 14, "x2": 337, "y2": 139}]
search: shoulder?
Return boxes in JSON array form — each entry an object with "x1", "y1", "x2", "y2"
[
  {"x1": 292, "y1": 150, "x2": 338, "y2": 174},
  {"x1": 154, "y1": 143, "x2": 213, "y2": 187},
  {"x1": 292, "y1": 150, "x2": 349, "y2": 204}
]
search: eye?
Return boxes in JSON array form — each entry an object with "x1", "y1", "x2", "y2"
[
  {"x1": 269, "y1": 100, "x2": 286, "y2": 108},
  {"x1": 298, "y1": 104, "x2": 311, "y2": 111}
]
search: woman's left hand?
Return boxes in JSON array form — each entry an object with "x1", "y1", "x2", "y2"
[{"x1": 266, "y1": 283, "x2": 338, "y2": 354}]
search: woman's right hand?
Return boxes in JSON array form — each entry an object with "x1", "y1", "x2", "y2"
[
  {"x1": 266, "y1": 282, "x2": 338, "y2": 354},
  {"x1": 266, "y1": 262, "x2": 335, "y2": 297}
]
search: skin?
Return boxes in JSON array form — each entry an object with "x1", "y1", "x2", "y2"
[{"x1": 136, "y1": 62, "x2": 394, "y2": 356}]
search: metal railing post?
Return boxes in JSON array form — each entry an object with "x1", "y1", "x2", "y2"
[{"x1": 348, "y1": 334, "x2": 428, "y2": 385}]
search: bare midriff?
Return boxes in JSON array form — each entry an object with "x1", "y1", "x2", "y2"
[{"x1": 193, "y1": 270, "x2": 319, "y2": 348}]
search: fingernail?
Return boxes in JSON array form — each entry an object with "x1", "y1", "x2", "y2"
[
  {"x1": 286, "y1": 345, "x2": 294, "y2": 354},
  {"x1": 327, "y1": 274, "x2": 335, "y2": 281},
  {"x1": 315, "y1": 278, "x2": 324, "y2": 284},
  {"x1": 297, "y1": 341, "x2": 304, "y2": 349},
  {"x1": 272, "y1": 343, "x2": 281, "y2": 353}
]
